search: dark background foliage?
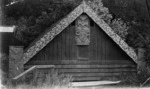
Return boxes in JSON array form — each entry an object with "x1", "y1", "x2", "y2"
[
  {"x1": 1, "y1": 0, "x2": 150, "y2": 61},
  {"x1": 1, "y1": 0, "x2": 150, "y2": 49},
  {"x1": 1, "y1": 0, "x2": 80, "y2": 45}
]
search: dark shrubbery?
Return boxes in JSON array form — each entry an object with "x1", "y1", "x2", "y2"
[
  {"x1": 5, "y1": 69, "x2": 73, "y2": 88},
  {"x1": 118, "y1": 68, "x2": 150, "y2": 87},
  {"x1": 2, "y1": 0, "x2": 150, "y2": 50},
  {"x1": 2, "y1": 0, "x2": 80, "y2": 45},
  {"x1": 0, "y1": 52, "x2": 9, "y2": 85}
]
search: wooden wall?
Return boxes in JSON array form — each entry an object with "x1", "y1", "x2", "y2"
[{"x1": 25, "y1": 18, "x2": 137, "y2": 81}]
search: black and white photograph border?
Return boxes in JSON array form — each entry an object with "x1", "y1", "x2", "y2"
[{"x1": 0, "y1": 0, "x2": 150, "y2": 89}]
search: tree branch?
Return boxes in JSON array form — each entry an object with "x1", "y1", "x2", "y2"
[{"x1": 145, "y1": 0, "x2": 150, "y2": 18}]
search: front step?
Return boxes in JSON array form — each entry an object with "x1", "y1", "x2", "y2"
[
  {"x1": 26, "y1": 65, "x2": 136, "y2": 82},
  {"x1": 57, "y1": 72, "x2": 135, "y2": 82},
  {"x1": 24, "y1": 60, "x2": 137, "y2": 82},
  {"x1": 71, "y1": 81, "x2": 121, "y2": 87}
]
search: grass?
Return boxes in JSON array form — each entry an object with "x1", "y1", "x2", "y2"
[
  {"x1": 3, "y1": 69, "x2": 73, "y2": 89},
  {"x1": 116, "y1": 68, "x2": 150, "y2": 87},
  {"x1": 2, "y1": 70, "x2": 150, "y2": 89}
]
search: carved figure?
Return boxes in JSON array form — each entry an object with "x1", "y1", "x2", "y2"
[{"x1": 76, "y1": 15, "x2": 90, "y2": 45}]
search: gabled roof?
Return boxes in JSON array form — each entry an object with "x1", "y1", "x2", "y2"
[{"x1": 22, "y1": 1, "x2": 138, "y2": 64}]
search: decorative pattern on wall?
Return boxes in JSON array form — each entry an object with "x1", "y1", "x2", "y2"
[
  {"x1": 76, "y1": 15, "x2": 90, "y2": 45},
  {"x1": 22, "y1": 1, "x2": 137, "y2": 65}
]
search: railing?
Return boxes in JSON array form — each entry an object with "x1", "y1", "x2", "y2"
[{"x1": 12, "y1": 65, "x2": 55, "y2": 80}]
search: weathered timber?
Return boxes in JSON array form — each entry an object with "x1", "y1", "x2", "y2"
[
  {"x1": 25, "y1": 64, "x2": 136, "y2": 69},
  {"x1": 60, "y1": 72, "x2": 136, "y2": 77},
  {"x1": 13, "y1": 66, "x2": 37, "y2": 80},
  {"x1": 57, "y1": 68, "x2": 136, "y2": 73},
  {"x1": 25, "y1": 60, "x2": 135, "y2": 65},
  {"x1": 13, "y1": 65, "x2": 55, "y2": 80},
  {"x1": 72, "y1": 76, "x2": 119, "y2": 81}
]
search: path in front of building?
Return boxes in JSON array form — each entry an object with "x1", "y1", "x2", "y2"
[
  {"x1": 70, "y1": 81, "x2": 126, "y2": 89},
  {"x1": 70, "y1": 81, "x2": 147, "y2": 89}
]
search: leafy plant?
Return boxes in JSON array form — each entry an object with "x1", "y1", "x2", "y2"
[
  {"x1": 87, "y1": 0, "x2": 129, "y2": 40},
  {"x1": 109, "y1": 18, "x2": 129, "y2": 40},
  {"x1": 87, "y1": 0, "x2": 112, "y2": 23},
  {"x1": 119, "y1": 67, "x2": 150, "y2": 87},
  {"x1": 2, "y1": 0, "x2": 78, "y2": 45},
  {"x1": 6, "y1": 69, "x2": 73, "y2": 88},
  {"x1": 0, "y1": 52, "x2": 9, "y2": 86}
]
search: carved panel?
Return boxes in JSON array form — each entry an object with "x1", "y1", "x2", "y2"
[
  {"x1": 9, "y1": 46, "x2": 24, "y2": 78},
  {"x1": 76, "y1": 14, "x2": 90, "y2": 45}
]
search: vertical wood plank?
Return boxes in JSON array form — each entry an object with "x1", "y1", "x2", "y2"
[
  {"x1": 89, "y1": 27, "x2": 93, "y2": 60},
  {"x1": 68, "y1": 25, "x2": 71, "y2": 60},
  {"x1": 44, "y1": 44, "x2": 48, "y2": 61},
  {"x1": 72, "y1": 26, "x2": 77, "y2": 60},
  {"x1": 70, "y1": 26, "x2": 75, "y2": 60},
  {"x1": 66, "y1": 26, "x2": 69, "y2": 60},
  {"x1": 51, "y1": 40, "x2": 54, "y2": 60},
  {"x1": 94, "y1": 22, "x2": 98, "y2": 60}
]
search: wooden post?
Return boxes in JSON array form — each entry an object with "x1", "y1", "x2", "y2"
[
  {"x1": 137, "y1": 48, "x2": 146, "y2": 73},
  {"x1": 9, "y1": 46, "x2": 24, "y2": 78}
]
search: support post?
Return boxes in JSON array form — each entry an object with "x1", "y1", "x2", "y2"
[
  {"x1": 137, "y1": 48, "x2": 146, "y2": 73},
  {"x1": 9, "y1": 46, "x2": 24, "y2": 78}
]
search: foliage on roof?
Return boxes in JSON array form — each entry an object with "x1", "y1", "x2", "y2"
[
  {"x1": 87, "y1": 0, "x2": 112, "y2": 22},
  {"x1": 87, "y1": 0, "x2": 129, "y2": 40}
]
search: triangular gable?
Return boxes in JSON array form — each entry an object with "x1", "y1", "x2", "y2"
[{"x1": 22, "y1": 1, "x2": 137, "y2": 64}]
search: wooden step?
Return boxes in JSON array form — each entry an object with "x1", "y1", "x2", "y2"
[
  {"x1": 37, "y1": 68, "x2": 137, "y2": 73},
  {"x1": 25, "y1": 64, "x2": 136, "y2": 69},
  {"x1": 33, "y1": 68, "x2": 136, "y2": 77},
  {"x1": 57, "y1": 68, "x2": 136, "y2": 73},
  {"x1": 58, "y1": 72, "x2": 135, "y2": 77},
  {"x1": 72, "y1": 76, "x2": 119, "y2": 81},
  {"x1": 55, "y1": 64, "x2": 136, "y2": 69},
  {"x1": 23, "y1": 68, "x2": 136, "y2": 82},
  {"x1": 71, "y1": 81, "x2": 121, "y2": 86},
  {"x1": 25, "y1": 60, "x2": 136, "y2": 65}
]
